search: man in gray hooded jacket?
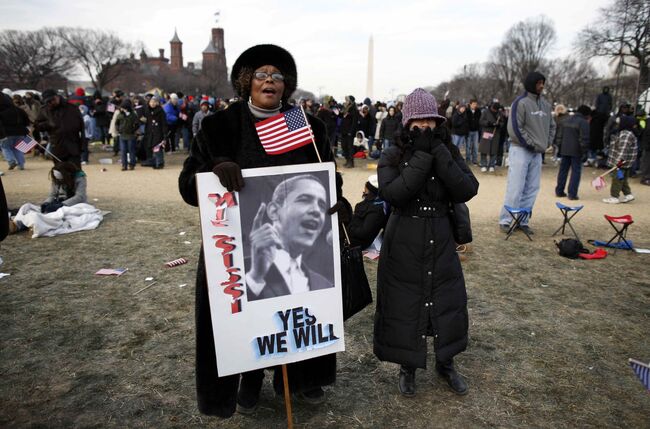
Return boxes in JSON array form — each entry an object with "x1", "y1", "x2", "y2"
[{"x1": 498, "y1": 72, "x2": 555, "y2": 234}]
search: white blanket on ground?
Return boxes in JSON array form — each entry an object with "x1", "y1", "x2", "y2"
[{"x1": 14, "y1": 203, "x2": 104, "y2": 238}]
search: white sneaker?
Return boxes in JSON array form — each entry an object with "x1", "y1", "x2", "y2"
[
  {"x1": 81, "y1": 161, "x2": 87, "y2": 166},
  {"x1": 622, "y1": 194, "x2": 635, "y2": 203},
  {"x1": 488, "y1": 167, "x2": 495, "y2": 172},
  {"x1": 602, "y1": 197, "x2": 620, "y2": 204},
  {"x1": 480, "y1": 167, "x2": 487, "y2": 173}
]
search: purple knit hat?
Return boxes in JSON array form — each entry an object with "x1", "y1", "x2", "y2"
[{"x1": 401, "y1": 88, "x2": 446, "y2": 126}]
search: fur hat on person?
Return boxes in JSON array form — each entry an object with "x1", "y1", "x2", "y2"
[
  {"x1": 169, "y1": 93, "x2": 179, "y2": 101},
  {"x1": 401, "y1": 88, "x2": 446, "y2": 127},
  {"x1": 554, "y1": 104, "x2": 567, "y2": 116},
  {"x1": 230, "y1": 44, "x2": 297, "y2": 102}
]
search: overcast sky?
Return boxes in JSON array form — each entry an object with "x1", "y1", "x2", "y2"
[{"x1": 1, "y1": 0, "x2": 612, "y2": 100}]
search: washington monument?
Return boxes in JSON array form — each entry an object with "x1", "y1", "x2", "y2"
[{"x1": 366, "y1": 35, "x2": 374, "y2": 100}]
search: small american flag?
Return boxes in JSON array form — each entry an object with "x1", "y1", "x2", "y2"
[
  {"x1": 629, "y1": 358, "x2": 650, "y2": 391},
  {"x1": 152, "y1": 141, "x2": 165, "y2": 153},
  {"x1": 254, "y1": 107, "x2": 313, "y2": 155},
  {"x1": 14, "y1": 136, "x2": 38, "y2": 153},
  {"x1": 95, "y1": 268, "x2": 128, "y2": 276}
]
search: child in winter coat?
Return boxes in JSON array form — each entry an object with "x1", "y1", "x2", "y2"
[{"x1": 603, "y1": 115, "x2": 638, "y2": 204}]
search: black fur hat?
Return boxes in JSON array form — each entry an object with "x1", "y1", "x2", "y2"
[{"x1": 230, "y1": 44, "x2": 297, "y2": 101}]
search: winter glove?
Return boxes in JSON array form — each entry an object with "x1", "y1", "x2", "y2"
[
  {"x1": 411, "y1": 127, "x2": 442, "y2": 154},
  {"x1": 212, "y1": 161, "x2": 244, "y2": 192}
]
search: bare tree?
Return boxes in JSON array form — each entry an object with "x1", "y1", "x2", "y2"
[
  {"x1": 541, "y1": 57, "x2": 598, "y2": 106},
  {"x1": 57, "y1": 27, "x2": 132, "y2": 91},
  {"x1": 485, "y1": 16, "x2": 557, "y2": 102},
  {"x1": 576, "y1": 0, "x2": 650, "y2": 98},
  {"x1": 0, "y1": 28, "x2": 74, "y2": 89}
]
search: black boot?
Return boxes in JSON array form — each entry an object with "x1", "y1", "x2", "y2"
[
  {"x1": 435, "y1": 360, "x2": 468, "y2": 395},
  {"x1": 236, "y1": 370, "x2": 264, "y2": 414},
  {"x1": 398, "y1": 365, "x2": 416, "y2": 397},
  {"x1": 344, "y1": 158, "x2": 354, "y2": 168}
]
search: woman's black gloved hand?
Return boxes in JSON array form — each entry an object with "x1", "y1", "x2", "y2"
[
  {"x1": 410, "y1": 126, "x2": 442, "y2": 153},
  {"x1": 212, "y1": 161, "x2": 244, "y2": 192}
]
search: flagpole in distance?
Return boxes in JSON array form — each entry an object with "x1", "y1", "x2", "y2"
[{"x1": 299, "y1": 106, "x2": 322, "y2": 163}]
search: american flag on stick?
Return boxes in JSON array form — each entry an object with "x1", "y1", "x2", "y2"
[
  {"x1": 629, "y1": 358, "x2": 650, "y2": 391},
  {"x1": 254, "y1": 107, "x2": 315, "y2": 155},
  {"x1": 14, "y1": 136, "x2": 38, "y2": 153}
]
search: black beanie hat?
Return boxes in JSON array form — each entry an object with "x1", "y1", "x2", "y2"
[
  {"x1": 41, "y1": 89, "x2": 57, "y2": 103},
  {"x1": 120, "y1": 99, "x2": 132, "y2": 110},
  {"x1": 230, "y1": 44, "x2": 297, "y2": 101},
  {"x1": 577, "y1": 105, "x2": 592, "y2": 117}
]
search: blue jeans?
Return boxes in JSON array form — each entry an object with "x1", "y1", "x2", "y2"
[
  {"x1": 467, "y1": 131, "x2": 479, "y2": 163},
  {"x1": 555, "y1": 155, "x2": 582, "y2": 198},
  {"x1": 383, "y1": 139, "x2": 393, "y2": 150},
  {"x1": 1, "y1": 136, "x2": 26, "y2": 168},
  {"x1": 499, "y1": 145, "x2": 542, "y2": 226},
  {"x1": 120, "y1": 136, "x2": 136, "y2": 167},
  {"x1": 480, "y1": 153, "x2": 497, "y2": 168},
  {"x1": 367, "y1": 135, "x2": 375, "y2": 154},
  {"x1": 452, "y1": 134, "x2": 467, "y2": 156}
]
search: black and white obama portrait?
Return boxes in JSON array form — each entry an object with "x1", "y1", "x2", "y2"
[{"x1": 240, "y1": 172, "x2": 335, "y2": 301}]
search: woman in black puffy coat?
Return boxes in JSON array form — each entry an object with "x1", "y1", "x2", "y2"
[{"x1": 373, "y1": 88, "x2": 479, "y2": 397}]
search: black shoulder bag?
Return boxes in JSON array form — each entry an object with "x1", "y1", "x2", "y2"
[{"x1": 340, "y1": 225, "x2": 373, "y2": 321}]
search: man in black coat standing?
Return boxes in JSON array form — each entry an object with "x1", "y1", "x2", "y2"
[{"x1": 555, "y1": 105, "x2": 591, "y2": 199}]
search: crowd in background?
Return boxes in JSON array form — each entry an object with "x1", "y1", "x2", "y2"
[{"x1": 1, "y1": 86, "x2": 648, "y2": 195}]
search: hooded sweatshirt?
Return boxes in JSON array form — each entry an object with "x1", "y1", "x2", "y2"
[{"x1": 507, "y1": 72, "x2": 556, "y2": 153}]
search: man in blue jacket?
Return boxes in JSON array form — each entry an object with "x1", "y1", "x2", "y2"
[
  {"x1": 163, "y1": 93, "x2": 181, "y2": 151},
  {"x1": 498, "y1": 72, "x2": 555, "y2": 234}
]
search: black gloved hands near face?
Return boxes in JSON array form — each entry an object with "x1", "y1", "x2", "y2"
[
  {"x1": 213, "y1": 161, "x2": 244, "y2": 192},
  {"x1": 41, "y1": 201, "x2": 64, "y2": 214},
  {"x1": 409, "y1": 126, "x2": 443, "y2": 154}
]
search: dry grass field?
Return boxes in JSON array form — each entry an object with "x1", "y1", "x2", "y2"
[{"x1": 1, "y1": 151, "x2": 649, "y2": 428}]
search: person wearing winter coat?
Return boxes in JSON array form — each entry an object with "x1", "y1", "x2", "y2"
[
  {"x1": 451, "y1": 104, "x2": 469, "y2": 158},
  {"x1": 374, "y1": 88, "x2": 479, "y2": 398},
  {"x1": 115, "y1": 99, "x2": 139, "y2": 171},
  {"x1": 141, "y1": 96, "x2": 167, "y2": 169},
  {"x1": 192, "y1": 99, "x2": 212, "y2": 137},
  {"x1": 316, "y1": 98, "x2": 338, "y2": 151},
  {"x1": 478, "y1": 102, "x2": 503, "y2": 172},
  {"x1": 603, "y1": 115, "x2": 638, "y2": 204},
  {"x1": 79, "y1": 105, "x2": 94, "y2": 165},
  {"x1": 379, "y1": 106, "x2": 400, "y2": 150},
  {"x1": 555, "y1": 105, "x2": 591, "y2": 200},
  {"x1": 498, "y1": 71, "x2": 555, "y2": 234},
  {"x1": 465, "y1": 100, "x2": 481, "y2": 164},
  {"x1": 178, "y1": 44, "x2": 337, "y2": 418},
  {"x1": 163, "y1": 93, "x2": 181, "y2": 151},
  {"x1": 34, "y1": 90, "x2": 84, "y2": 168},
  {"x1": 340, "y1": 95, "x2": 359, "y2": 167},
  {"x1": 347, "y1": 175, "x2": 388, "y2": 249},
  {"x1": 0, "y1": 92, "x2": 30, "y2": 170}
]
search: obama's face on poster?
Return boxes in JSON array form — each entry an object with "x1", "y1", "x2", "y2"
[{"x1": 267, "y1": 177, "x2": 327, "y2": 258}]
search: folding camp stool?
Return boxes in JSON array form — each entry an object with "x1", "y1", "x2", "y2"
[
  {"x1": 504, "y1": 205, "x2": 533, "y2": 241},
  {"x1": 604, "y1": 214, "x2": 634, "y2": 251},
  {"x1": 552, "y1": 202, "x2": 584, "y2": 240}
]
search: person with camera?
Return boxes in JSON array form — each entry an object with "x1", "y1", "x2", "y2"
[{"x1": 373, "y1": 88, "x2": 479, "y2": 398}]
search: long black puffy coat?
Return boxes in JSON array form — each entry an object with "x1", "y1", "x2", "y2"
[
  {"x1": 142, "y1": 105, "x2": 167, "y2": 160},
  {"x1": 373, "y1": 131, "x2": 478, "y2": 369},
  {"x1": 178, "y1": 101, "x2": 336, "y2": 417}
]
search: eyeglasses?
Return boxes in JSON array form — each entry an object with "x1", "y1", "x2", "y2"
[{"x1": 254, "y1": 71, "x2": 285, "y2": 82}]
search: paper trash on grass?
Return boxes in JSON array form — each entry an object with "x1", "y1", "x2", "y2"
[
  {"x1": 145, "y1": 277, "x2": 154, "y2": 281},
  {"x1": 0, "y1": 273, "x2": 11, "y2": 279},
  {"x1": 184, "y1": 241, "x2": 191, "y2": 245},
  {"x1": 633, "y1": 248, "x2": 650, "y2": 254},
  {"x1": 179, "y1": 232, "x2": 186, "y2": 236},
  {"x1": 98, "y1": 158, "x2": 113, "y2": 165},
  {"x1": 95, "y1": 268, "x2": 128, "y2": 276}
]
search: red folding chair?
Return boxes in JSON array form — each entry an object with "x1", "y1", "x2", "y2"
[{"x1": 604, "y1": 214, "x2": 634, "y2": 251}]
